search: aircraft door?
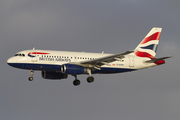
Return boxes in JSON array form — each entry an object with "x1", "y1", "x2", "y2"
[
  {"x1": 31, "y1": 52, "x2": 38, "y2": 62},
  {"x1": 129, "y1": 56, "x2": 135, "y2": 67}
]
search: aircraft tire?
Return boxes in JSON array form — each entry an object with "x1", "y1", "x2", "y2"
[
  {"x1": 28, "y1": 77, "x2": 33, "y2": 81},
  {"x1": 73, "y1": 80, "x2": 80, "y2": 86},
  {"x1": 87, "y1": 76, "x2": 94, "y2": 83}
]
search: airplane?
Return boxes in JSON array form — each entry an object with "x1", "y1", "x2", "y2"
[{"x1": 7, "y1": 27, "x2": 171, "y2": 86}]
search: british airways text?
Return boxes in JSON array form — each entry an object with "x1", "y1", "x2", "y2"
[{"x1": 39, "y1": 57, "x2": 71, "y2": 62}]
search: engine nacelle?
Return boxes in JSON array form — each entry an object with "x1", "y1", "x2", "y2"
[
  {"x1": 61, "y1": 64, "x2": 87, "y2": 74},
  {"x1": 41, "y1": 71, "x2": 68, "y2": 79}
]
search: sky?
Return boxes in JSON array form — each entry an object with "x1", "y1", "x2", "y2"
[{"x1": 0, "y1": 0, "x2": 180, "y2": 120}]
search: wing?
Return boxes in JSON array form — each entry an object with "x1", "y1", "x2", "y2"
[{"x1": 71, "y1": 51, "x2": 133, "y2": 69}]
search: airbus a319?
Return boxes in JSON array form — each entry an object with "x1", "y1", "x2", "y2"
[{"x1": 7, "y1": 27, "x2": 171, "y2": 86}]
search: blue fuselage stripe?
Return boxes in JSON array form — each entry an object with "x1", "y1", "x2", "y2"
[
  {"x1": 7, "y1": 63, "x2": 136, "y2": 74},
  {"x1": 8, "y1": 63, "x2": 61, "y2": 71}
]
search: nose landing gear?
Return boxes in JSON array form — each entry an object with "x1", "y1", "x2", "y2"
[{"x1": 28, "y1": 70, "x2": 34, "y2": 81}]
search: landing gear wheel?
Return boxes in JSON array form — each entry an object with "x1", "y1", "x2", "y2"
[
  {"x1": 73, "y1": 80, "x2": 80, "y2": 86},
  {"x1": 87, "y1": 76, "x2": 94, "y2": 83},
  {"x1": 28, "y1": 70, "x2": 34, "y2": 81},
  {"x1": 29, "y1": 77, "x2": 33, "y2": 81}
]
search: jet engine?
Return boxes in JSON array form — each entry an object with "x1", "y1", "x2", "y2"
[
  {"x1": 61, "y1": 64, "x2": 87, "y2": 74},
  {"x1": 41, "y1": 71, "x2": 68, "y2": 79}
]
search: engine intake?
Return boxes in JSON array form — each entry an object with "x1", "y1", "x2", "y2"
[
  {"x1": 61, "y1": 64, "x2": 87, "y2": 74},
  {"x1": 42, "y1": 71, "x2": 68, "y2": 79}
]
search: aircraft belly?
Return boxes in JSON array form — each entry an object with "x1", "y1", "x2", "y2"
[
  {"x1": 8, "y1": 63, "x2": 61, "y2": 71},
  {"x1": 92, "y1": 67, "x2": 136, "y2": 74}
]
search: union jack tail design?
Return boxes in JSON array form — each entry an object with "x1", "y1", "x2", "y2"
[{"x1": 134, "y1": 27, "x2": 162, "y2": 58}]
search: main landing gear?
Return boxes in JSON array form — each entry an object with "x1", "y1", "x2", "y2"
[
  {"x1": 72, "y1": 76, "x2": 95, "y2": 86},
  {"x1": 72, "y1": 69, "x2": 94, "y2": 86},
  {"x1": 73, "y1": 75, "x2": 81, "y2": 86},
  {"x1": 86, "y1": 69, "x2": 94, "y2": 83},
  {"x1": 87, "y1": 76, "x2": 94, "y2": 83},
  {"x1": 28, "y1": 70, "x2": 34, "y2": 81}
]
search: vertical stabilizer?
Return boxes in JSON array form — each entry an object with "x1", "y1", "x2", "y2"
[{"x1": 134, "y1": 27, "x2": 162, "y2": 58}]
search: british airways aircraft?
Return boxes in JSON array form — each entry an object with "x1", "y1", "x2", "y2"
[{"x1": 7, "y1": 27, "x2": 171, "y2": 86}]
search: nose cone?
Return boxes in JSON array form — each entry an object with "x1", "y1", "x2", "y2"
[
  {"x1": 7, "y1": 57, "x2": 15, "y2": 66},
  {"x1": 7, "y1": 58, "x2": 12, "y2": 63}
]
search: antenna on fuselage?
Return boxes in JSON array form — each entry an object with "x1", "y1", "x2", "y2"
[
  {"x1": 33, "y1": 47, "x2": 35, "y2": 50},
  {"x1": 102, "y1": 51, "x2": 104, "y2": 54}
]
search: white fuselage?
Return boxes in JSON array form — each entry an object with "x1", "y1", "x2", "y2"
[{"x1": 7, "y1": 49, "x2": 156, "y2": 74}]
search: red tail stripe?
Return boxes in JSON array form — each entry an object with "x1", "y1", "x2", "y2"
[
  {"x1": 140, "y1": 32, "x2": 161, "y2": 44},
  {"x1": 135, "y1": 51, "x2": 154, "y2": 58}
]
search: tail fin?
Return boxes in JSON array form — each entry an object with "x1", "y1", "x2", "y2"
[{"x1": 134, "y1": 27, "x2": 162, "y2": 58}]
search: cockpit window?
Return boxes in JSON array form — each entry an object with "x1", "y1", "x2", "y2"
[{"x1": 14, "y1": 53, "x2": 25, "y2": 57}]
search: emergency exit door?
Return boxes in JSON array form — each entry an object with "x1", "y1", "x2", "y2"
[{"x1": 129, "y1": 56, "x2": 135, "y2": 67}]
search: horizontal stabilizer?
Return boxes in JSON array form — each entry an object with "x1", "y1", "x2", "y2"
[{"x1": 144, "y1": 56, "x2": 172, "y2": 63}]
